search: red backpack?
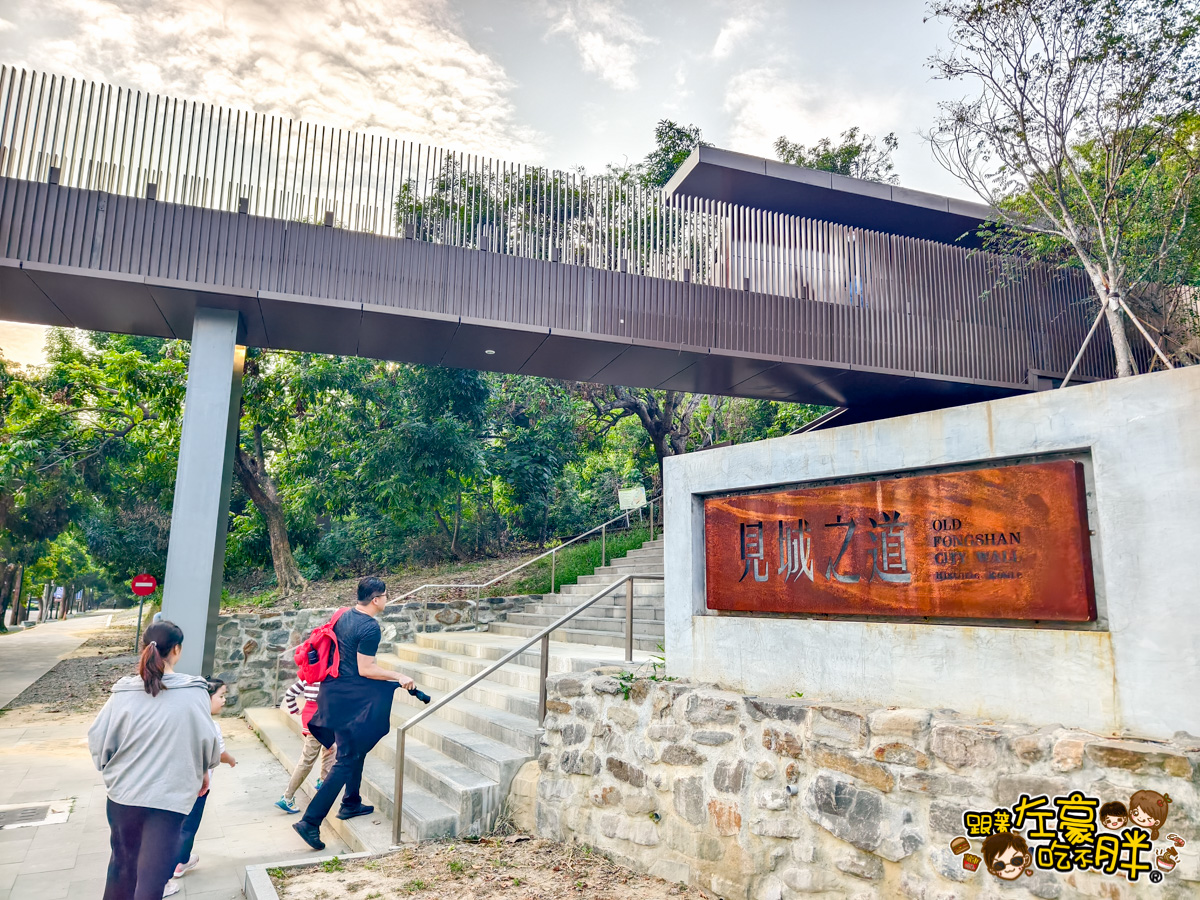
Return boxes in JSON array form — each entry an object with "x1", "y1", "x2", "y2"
[{"x1": 293, "y1": 608, "x2": 349, "y2": 683}]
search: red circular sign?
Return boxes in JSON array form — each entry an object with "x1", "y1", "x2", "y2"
[{"x1": 131, "y1": 574, "x2": 158, "y2": 597}]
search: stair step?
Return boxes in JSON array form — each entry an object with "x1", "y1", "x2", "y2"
[
  {"x1": 387, "y1": 645, "x2": 546, "y2": 692},
  {"x1": 506, "y1": 612, "x2": 664, "y2": 637},
  {"x1": 595, "y1": 558, "x2": 664, "y2": 570},
  {"x1": 575, "y1": 573, "x2": 664, "y2": 587},
  {"x1": 413, "y1": 632, "x2": 647, "y2": 669},
  {"x1": 487, "y1": 621, "x2": 662, "y2": 652},
  {"x1": 390, "y1": 683, "x2": 543, "y2": 755},
  {"x1": 392, "y1": 739, "x2": 500, "y2": 837},
  {"x1": 382, "y1": 657, "x2": 541, "y2": 719},
  {"x1": 621, "y1": 545, "x2": 665, "y2": 556},
  {"x1": 556, "y1": 581, "x2": 664, "y2": 598},
  {"x1": 523, "y1": 604, "x2": 665, "y2": 621},
  {"x1": 398, "y1": 714, "x2": 529, "y2": 787}
]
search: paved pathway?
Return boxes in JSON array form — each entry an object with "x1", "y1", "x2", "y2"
[
  {"x1": 0, "y1": 614, "x2": 114, "y2": 710},
  {"x1": 0, "y1": 617, "x2": 348, "y2": 899}
]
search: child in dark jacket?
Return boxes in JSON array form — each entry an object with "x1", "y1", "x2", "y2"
[
  {"x1": 165, "y1": 678, "x2": 236, "y2": 895},
  {"x1": 274, "y1": 678, "x2": 336, "y2": 814}
]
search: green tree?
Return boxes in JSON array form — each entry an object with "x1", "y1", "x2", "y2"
[
  {"x1": 926, "y1": 0, "x2": 1200, "y2": 376},
  {"x1": 487, "y1": 375, "x2": 587, "y2": 543},
  {"x1": 0, "y1": 332, "x2": 184, "y2": 593},
  {"x1": 234, "y1": 348, "x2": 311, "y2": 596},
  {"x1": 774, "y1": 128, "x2": 900, "y2": 183},
  {"x1": 279, "y1": 358, "x2": 490, "y2": 564},
  {"x1": 639, "y1": 121, "x2": 711, "y2": 188}
]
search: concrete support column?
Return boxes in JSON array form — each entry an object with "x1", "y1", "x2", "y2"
[{"x1": 162, "y1": 308, "x2": 245, "y2": 675}]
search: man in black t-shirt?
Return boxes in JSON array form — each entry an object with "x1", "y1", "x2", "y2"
[{"x1": 293, "y1": 577, "x2": 414, "y2": 850}]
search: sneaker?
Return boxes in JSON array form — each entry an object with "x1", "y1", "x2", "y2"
[
  {"x1": 336, "y1": 801, "x2": 374, "y2": 820},
  {"x1": 314, "y1": 778, "x2": 324, "y2": 791},
  {"x1": 162, "y1": 882, "x2": 180, "y2": 897},
  {"x1": 173, "y1": 853, "x2": 199, "y2": 877},
  {"x1": 292, "y1": 820, "x2": 325, "y2": 851},
  {"x1": 275, "y1": 795, "x2": 301, "y2": 814}
]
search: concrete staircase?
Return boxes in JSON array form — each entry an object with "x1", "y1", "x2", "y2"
[
  {"x1": 488, "y1": 539, "x2": 665, "y2": 652},
  {"x1": 245, "y1": 537, "x2": 663, "y2": 851}
]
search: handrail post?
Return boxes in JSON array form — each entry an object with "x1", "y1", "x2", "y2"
[
  {"x1": 393, "y1": 728, "x2": 406, "y2": 845},
  {"x1": 538, "y1": 633, "x2": 550, "y2": 722},
  {"x1": 625, "y1": 576, "x2": 634, "y2": 663},
  {"x1": 650, "y1": 501, "x2": 655, "y2": 542},
  {"x1": 550, "y1": 548, "x2": 556, "y2": 595},
  {"x1": 601, "y1": 523, "x2": 606, "y2": 568}
]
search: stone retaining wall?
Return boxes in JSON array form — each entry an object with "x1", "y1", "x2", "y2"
[
  {"x1": 214, "y1": 595, "x2": 532, "y2": 713},
  {"x1": 534, "y1": 670, "x2": 1199, "y2": 899}
]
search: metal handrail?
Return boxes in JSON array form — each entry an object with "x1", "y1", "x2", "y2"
[
  {"x1": 391, "y1": 571, "x2": 665, "y2": 844},
  {"x1": 387, "y1": 494, "x2": 661, "y2": 630}
]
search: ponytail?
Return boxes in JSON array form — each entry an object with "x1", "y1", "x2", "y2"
[{"x1": 138, "y1": 621, "x2": 184, "y2": 696}]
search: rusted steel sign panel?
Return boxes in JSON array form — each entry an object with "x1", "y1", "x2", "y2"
[{"x1": 704, "y1": 460, "x2": 1095, "y2": 621}]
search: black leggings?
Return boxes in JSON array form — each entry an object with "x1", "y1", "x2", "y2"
[
  {"x1": 103, "y1": 799, "x2": 186, "y2": 900},
  {"x1": 177, "y1": 791, "x2": 208, "y2": 865},
  {"x1": 301, "y1": 736, "x2": 366, "y2": 828}
]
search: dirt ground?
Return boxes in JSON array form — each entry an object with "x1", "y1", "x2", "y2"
[
  {"x1": 4, "y1": 623, "x2": 139, "y2": 716},
  {"x1": 272, "y1": 839, "x2": 697, "y2": 900},
  {"x1": 222, "y1": 554, "x2": 537, "y2": 614}
]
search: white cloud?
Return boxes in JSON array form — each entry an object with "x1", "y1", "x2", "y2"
[
  {"x1": 0, "y1": 0, "x2": 544, "y2": 160},
  {"x1": 711, "y1": 10, "x2": 764, "y2": 60},
  {"x1": 722, "y1": 65, "x2": 905, "y2": 160},
  {"x1": 543, "y1": 0, "x2": 654, "y2": 91}
]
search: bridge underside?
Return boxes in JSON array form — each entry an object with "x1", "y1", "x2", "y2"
[
  {"x1": 0, "y1": 257, "x2": 1019, "y2": 415},
  {"x1": 0, "y1": 177, "x2": 1091, "y2": 415}
]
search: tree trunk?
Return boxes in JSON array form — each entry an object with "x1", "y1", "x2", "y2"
[
  {"x1": 233, "y1": 433, "x2": 308, "y2": 598},
  {"x1": 450, "y1": 489, "x2": 463, "y2": 560},
  {"x1": 432, "y1": 507, "x2": 467, "y2": 561},
  {"x1": 8, "y1": 566, "x2": 23, "y2": 626},
  {"x1": 1103, "y1": 302, "x2": 1137, "y2": 378},
  {"x1": 0, "y1": 564, "x2": 13, "y2": 631}
]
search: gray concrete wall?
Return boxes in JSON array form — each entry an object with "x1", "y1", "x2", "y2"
[{"x1": 663, "y1": 366, "x2": 1200, "y2": 740}]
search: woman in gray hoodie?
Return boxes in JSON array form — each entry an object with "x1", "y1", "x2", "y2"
[{"x1": 89, "y1": 621, "x2": 222, "y2": 900}]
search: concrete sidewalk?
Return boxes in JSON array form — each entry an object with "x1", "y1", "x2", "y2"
[
  {"x1": 0, "y1": 613, "x2": 115, "y2": 710},
  {"x1": 0, "y1": 713, "x2": 348, "y2": 899},
  {"x1": 0, "y1": 612, "x2": 348, "y2": 899}
]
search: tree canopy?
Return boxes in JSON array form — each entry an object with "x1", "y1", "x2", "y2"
[
  {"x1": 773, "y1": 128, "x2": 901, "y2": 184},
  {"x1": 927, "y1": 0, "x2": 1200, "y2": 375}
]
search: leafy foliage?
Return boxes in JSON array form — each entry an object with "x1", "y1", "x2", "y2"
[
  {"x1": 639, "y1": 120, "x2": 710, "y2": 188},
  {"x1": 774, "y1": 128, "x2": 900, "y2": 184}
]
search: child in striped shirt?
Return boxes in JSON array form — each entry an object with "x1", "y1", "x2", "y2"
[{"x1": 275, "y1": 678, "x2": 337, "y2": 814}]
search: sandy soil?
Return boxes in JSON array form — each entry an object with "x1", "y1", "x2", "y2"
[
  {"x1": 273, "y1": 839, "x2": 697, "y2": 900},
  {"x1": 4, "y1": 623, "x2": 140, "y2": 716}
]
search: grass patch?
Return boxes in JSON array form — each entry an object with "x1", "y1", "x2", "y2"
[{"x1": 493, "y1": 526, "x2": 652, "y2": 596}]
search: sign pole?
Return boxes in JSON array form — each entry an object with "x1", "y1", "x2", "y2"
[
  {"x1": 130, "y1": 574, "x2": 159, "y2": 652},
  {"x1": 133, "y1": 596, "x2": 147, "y2": 652}
]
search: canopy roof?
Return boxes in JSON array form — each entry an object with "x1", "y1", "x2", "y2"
[{"x1": 663, "y1": 146, "x2": 993, "y2": 247}]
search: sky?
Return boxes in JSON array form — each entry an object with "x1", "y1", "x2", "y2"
[{"x1": 0, "y1": 0, "x2": 977, "y2": 364}]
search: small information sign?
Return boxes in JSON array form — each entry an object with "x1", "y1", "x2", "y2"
[{"x1": 618, "y1": 486, "x2": 647, "y2": 510}]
